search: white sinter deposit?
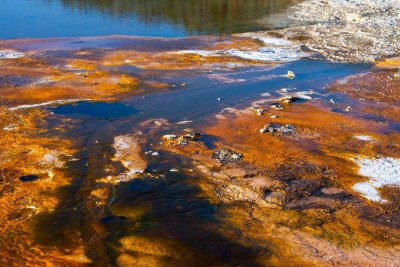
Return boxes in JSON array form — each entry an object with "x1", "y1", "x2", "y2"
[
  {"x1": 276, "y1": 0, "x2": 400, "y2": 62},
  {"x1": 176, "y1": 34, "x2": 310, "y2": 63},
  {"x1": 113, "y1": 135, "x2": 147, "y2": 180},
  {"x1": 353, "y1": 135, "x2": 374, "y2": 141},
  {"x1": 353, "y1": 157, "x2": 400, "y2": 202},
  {"x1": 9, "y1": 99, "x2": 92, "y2": 111},
  {"x1": 0, "y1": 50, "x2": 25, "y2": 59}
]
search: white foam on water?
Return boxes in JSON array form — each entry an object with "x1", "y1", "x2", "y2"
[
  {"x1": 176, "y1": 34, "x2": 310, "y2": 63},
  {"x1": 352, "y1": 157, "x2": 400, "y2": 202},
  {"x1": 175, "y1": 50, "x2": 220, "y2": 57},
  {"x1": 224, "y1": 47, "x2": 308, "y2": 63},
  {"x1": 0, "y1": 50, "x2": 25, "y2": 59},
  {"x1": 252, "y1": 36, "x2": 293, "y2": 46},
  {"x1": 9, "y1": 99, "x2": 92, "y2": 111}
]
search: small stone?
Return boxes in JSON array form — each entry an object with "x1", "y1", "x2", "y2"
[
  {"x1": 184, "y1": 132, "x2": 202, "y2": 140},
  {"x1": 176, "y1": 136, "x2": 189, "y2": 146},
  {"x1": 212, "y1": 148, "x2": 243, "y2": 162},
  {"x1": 145, "y1": 151, "x2": 160, "y2": 156},
  {"x1": 345, "y1": 106, "x2": 352, "y2": 112},
  {"x1": 277, "y1": 96, "x2": 294, "y2": 104},
  {"x1": 162, "y1": 135, "x2": 177, "y2": 141},
  {"x1": 270, "y1": 103, "x2": 284, "y2": 110},
  {"x1": 250, "y1": 107, "x2": 265, "y2": 116},
  {"x1": 260, "y1": 124, "x2": 274, "y2": 133},
  {"x1": 287, "y1": 71, "x2": 295, "y2": 79},
  {"x1": 260, "y1": 124, "x2": 295, "y2": 134},
  {"x1": 277, "y1": 124, "x2": 295, "y2": 134}
]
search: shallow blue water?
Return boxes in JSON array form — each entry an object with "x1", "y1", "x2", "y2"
[
  {"x1": 0, "y1": 0, "x2": 184, "y2": 39},
  {"x1": 51, "y1": 101, "x2": 138, "y2": 119},
  {"x1": 53, "y1": 59, "x2": 370, "y2": 122},
  {"x1": 0, "y1": 0, "x2": 298, "y2": 39}
]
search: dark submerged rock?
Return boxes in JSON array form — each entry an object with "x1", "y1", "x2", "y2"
[{"x1": 19, "y1": 175, "x2": 39, "y2": 182}]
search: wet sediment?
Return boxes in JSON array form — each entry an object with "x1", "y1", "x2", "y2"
[{"x1": 0, "y1": 32, "x2": 399, "y2": 266}]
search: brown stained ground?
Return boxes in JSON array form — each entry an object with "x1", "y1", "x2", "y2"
[
  {"x1": 0, "y1": 35, "x2": 275, "y2": 108},
  {"x1": 157, "y1": 99, "x2": 400, "y2": 266},
  {"x1": 101, "y1": 37, "x2": 268, "y2": 71},
  {"x1": 0, "y1": 108, "x2": 92, "y2": 266},
  {"x1": 0, "y1": 54, "x2": 141, "y2": 106},
  {"x1": 0, "y1": 35, "x2": 279, "y2": 266},
  {"x1": 1, "y1": 37, "x2": 400, "y2": 266},
  {"x1": 330, "y1": 68, "x2": 400, "y2": 123}
]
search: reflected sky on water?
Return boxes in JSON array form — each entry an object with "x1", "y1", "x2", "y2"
[{"x1": 0, "y1": 0, "x2": 300, "y2": 39}]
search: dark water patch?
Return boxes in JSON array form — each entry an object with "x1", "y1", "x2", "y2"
[
  {"x1": 19, "y1": 175, "x2": 39, "y2": 182},
  {"x1": 100, "y1": 216, "x2": 127, "y2": 224},
  {"x1": 108, "y1": 168, "x2": 266, "y2": 266},
  {"x1": 51, "y1": 101, "x2": 138, "y2": 119}
]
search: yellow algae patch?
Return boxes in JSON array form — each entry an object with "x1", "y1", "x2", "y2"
[
  {"x1": 101, "y1": 35, "x2": 307, "y2": 71},
  {"x1": 204, "y1": 103, "x2": 375, "y2": 172},
  {"x1": 66, "y1": 59, "x2": 97, "y2": 71},
  {"x1": 0, "y1": 107, "x2": 90, "y2": 266},
  {"x1": 0, "y1": 53, "x2": 142, "y2": 107},
  {"x1": 102, "y1": 50, "x2": 250, "y2": 71},
  {"x1": 116, "y1": 235, "x2": 193, "y2": 266},
  {"x1": 207, "y1": 37, "x2": 264, "y2": 51},
  {"x1": 375, "y1": 56, "x2": 400, "y2": 69},
  {"x1": 157, "y1": 100, "x2": 400, "y2": 265},
  {"x1": 1, "y1": 71, "x2": 139, "y2": 107}
]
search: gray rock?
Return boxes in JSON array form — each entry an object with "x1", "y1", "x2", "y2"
[{"x1": 212, "y1": 148, "x2": 243, "y2": 162}]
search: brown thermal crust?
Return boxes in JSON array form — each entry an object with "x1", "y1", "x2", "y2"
[
  {"x1": 0, "y1": 108, "x2": 94, "y2": 266},
  {"x1": 1, "y1": 41, "x2": 400, "y2": 266},
  {"x1": 0, "y1": 36, "x2": 274, "y2": 107},
  {"x1": 0, "y1": 55, "x2": 141, "y2": 106},
  {"x1": 330, "y1": 69, "x2": 400, "y2": 122},
  {"x1": 158, "y1": 100, "x2": 400, "y2": 266}
]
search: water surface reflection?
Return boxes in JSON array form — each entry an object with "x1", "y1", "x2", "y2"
[{"x1": 0, "y1": 0, "x2": 301, "y2": 39}]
